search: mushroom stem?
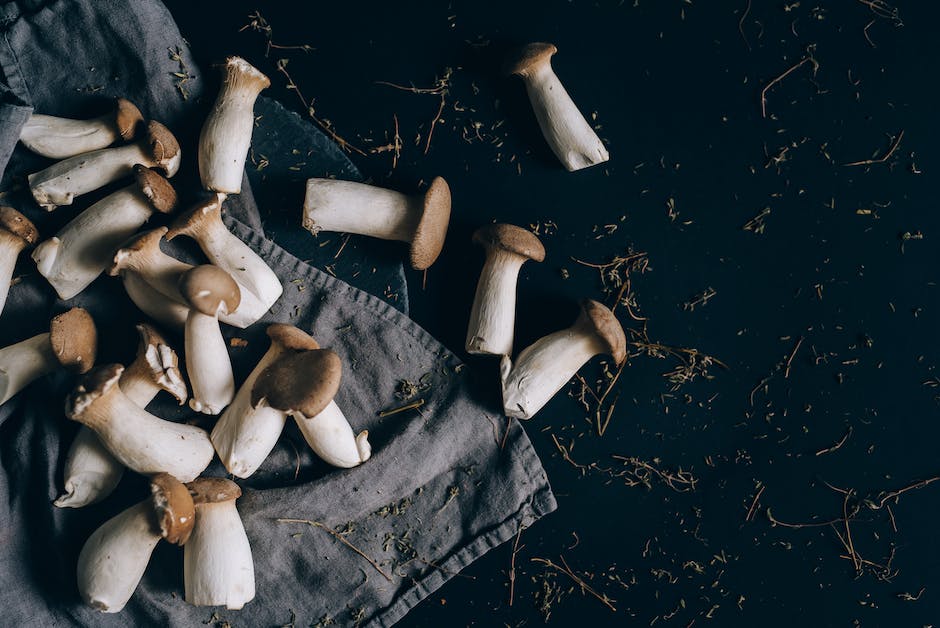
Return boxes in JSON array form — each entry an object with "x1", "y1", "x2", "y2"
[
  {"x1": 0, "y1": 332, "x2": 55, "y2": 405},
  {"x1": 19, "y1": 98, "x2": 143, "y2": 159},
  {"x1": 121, "y1": 271, "x2": 190, "y2": 330},
  {"x1": 467, "y1": 250, "x2": 526, "y2": 356},
  {"x1": 185, "y1": 309, "x2": 235, "y2": 414},
  {"x1": 55, "y1": 427, "x2": 123, "y2": 509},
  {"x1": 295, "y1": 401, "x2": 371, "y2": 468},
  {"x1": 0, "y1": 231, "x2": 27, "y2": 315}
]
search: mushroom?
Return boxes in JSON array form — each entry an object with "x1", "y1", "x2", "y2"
[
  {"x1": 0, "y1": 206, "x2": 38, "y2": 317},
  {"x1": 0, "y1": 307, "x2": 96, "y2": 406},
  {"x1": 506, "y1": 43, "x2": 609, "y2": 172},
  {"x1": 19, "y1": 98, "x2": 143, "y2": 159},
  {"x1": 33, "y1": 165, "x2": 178, "y2": 300},
  {"x1": 28, "y1": 120, "x2": 181, "y2": 211},
  {"x1": 302, "y1": 176, "x2": 451, "y2": 270},
  {"x1": 178, "y1": 265, "x2": 240, "y2": 415},
  {"x1": 56, "y1": 324, "x2": 188, "y2": 508},
  {"x1": 65, "y1": 364, "x2": 214, "y2": 482},
  {"x1": 166, "y1": 194, "x2": 282, "y2": 320},
  {"x1": 122, "y1": 271, "x2": 191, "y2": 330},
  {"x1": 500, "y1": 299, "x2": 626, "y2": 419},
  {"x1": 77, "y1": 473, "x2": 194, "y2": 613},
  {"x1": 253, "y1": 350, "x2": 370, "y2": 468},
  {"x1": 466, "y1": 224, "x2": 545, "y2": 356},
  {"x1": 211, "y1": 324, "x2": 319, "y2": 478},
  {"x1": 198, "y1": 56, "x2": 270, "y2": 194},
  {"x1": 184, "y1": 477, "x2": 255, "y2": 610}
]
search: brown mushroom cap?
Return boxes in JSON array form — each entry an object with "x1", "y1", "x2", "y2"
[
  {"x1": 251, "y1": 349, "x2": 341, "y2": 417},
  {"x1": 108, "y1": 227, "x2": 168, "y2": 276},
  {"x1": 575, "y1": 299, "x2": 627, "y2": 366},
  {"x1": 150, "y1": 472, "x2": 195, "y2": 545},
  {"x1": 165, "y1": 193, "x2": 224, "y2": 241},
  {"x1": 225, "y1": 56, "x2": 271, "y2": 92},
  {"x1": 186, "y1": 477, "x2": 242, "y2": 505},
  {"x1": 65, "y1": 363, "x2": 123, "y2": 423},
  {"x1": 114, "y1": 98, "x2": 144, "y2": 141},
  {"x1": 0, "y1": 206, "x2": 38, "y2": 246},
  {"x1": 144, "y1": 121, "x2": 181, "y2": 176},
  {"x1": 410, "y1": 176, "x2": 451, "y2": 270},
  {"x1": 122, "y1": 323, "x2": 187, "y2": 404},
  {"x1": 266, "y1": 323, "x2": 320, "y2": 352},
  {"x1": 472, "y1": 223, "x2": 545, "y2": 262},
  {"x1": 505, "y1": 42, "x2": 557, "y2": 78},
  {"x1": 134, "y1": 165, "x2": 178, "y2": 215},
  {"x1": 50, "y1": 307, "x2": 97, "y2": 373},
  {"x1": 178, "y1": 265, "x2": 241, "y2": 316}
]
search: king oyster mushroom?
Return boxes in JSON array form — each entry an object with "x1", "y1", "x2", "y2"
[
  {"x1": 77, "y1": 473, "x2": 194, "y2": 613},
  {"x1": 0, "y1": 206, "x2": 39, "y2": 318},
  {"x1": 19, "y1": 98, "x2": 143, "y2": 159}
]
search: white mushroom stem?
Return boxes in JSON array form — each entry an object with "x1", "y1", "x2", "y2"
[
  {"x1": 20, "y1": 114, "x2": 120, "y2": 160},
  {"x1": 184, "y1": 500, "x2": 255, "y2": 609},
  {"x1": 0, "y1": 332, "x2": 54, "y2": 405},
  {"x1": 185, "y1": 310, "x2": 235, "y2": 415},
  {"x1": 466, "y1": 250, "x2": 527, "y2": 356},
  {"x1": 0, "y1": 231, "x2": 27, "y2": 316},
  {"x1": 121, "y1": 272, "x2": 190, "y2": 330},
  {"x1": 294, "y1": 401, "x2": 371, "y2": 468},
  {"x1": 55, "y1": 428, "x2": 123, "y2": 508},
  {"x1": 76, "y1": 500, "x2": 160, "y2": 613},
  {"x1": 193, "y1": 221, "x2": 281, "y2": 308},
  {"x1": 302, "y1": 179, "x2": 420, "y2": 242}
]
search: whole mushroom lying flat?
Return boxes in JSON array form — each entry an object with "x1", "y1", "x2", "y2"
[
  {"x1": 0, "y1": 206, "x2": 38, "y2": 318},
  {"x1": 0, "y1": 307, "x2": 96, "y2": 406},
  {"x1": 77, "y1": 473, "x2": 194, "y2": 613},
  {"x1": 199, "y1": 56, "x2": 270, "y2": 195},
  {"x1": 33, "y1": 165, "x2": 178, "y2": 300},
  {"x1": 466, "y1": 223, "x2": 545, "y2": 356},
  {"x1": 19, "y1": 98, "x2": 143, "y2": 159},
  {"x1": 28, "y1": 120, "x2": 181, "y2": 211},
  {"x1": 302, "y1": 176, "x2": 451, "y2": 270},
  {"x1": 506, "y1": 42, "x2": 609, "y2": 172},
  {"x1": 501, "y1": 299, "x2": 626, "y2": 419},
  {"x1": 184, "y1": 477, "x2": 255, "y2": 610}
]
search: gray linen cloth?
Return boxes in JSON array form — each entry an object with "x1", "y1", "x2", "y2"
[{"x1": 0, "y1": 0, "x2": 556, "y2": 626}]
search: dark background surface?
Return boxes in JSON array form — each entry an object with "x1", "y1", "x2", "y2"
[{"x1": 163, "y1": 1, "x2": 940, "y2": 625}]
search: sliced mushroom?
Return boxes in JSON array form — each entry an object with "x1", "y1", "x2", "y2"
[
  {"x1": 211, "y1": 324, "x2": 319, "y2": 478},
  {"x1": 199, "y1": 57, "x2": 270, "y2": 194},
  {"x1": 302, "y1": 176, "x2": 451, "y2": 270},
  {"x1": 184, "y1": 478, "x2": 255, "y2": 610},
  {"x1": 77, "y1": 473, "x2": 194, "y2": 613},
  {"x1": 166, "y1": 194, "x2": 282, "y2": 320},
  {"x1": 466, "y1": 224, "x2": 545, "y2": 356},
  {"x1": 28, "y1": 120, "x2": 181, "y2": 211},
  {"x1": 19, "y1": 98, "x2": 143, "y2": 159},
  {"x1": 0, "y1": 207, "x2": 38, "y2": 318},
  {"x1": 65, "y1": 364, "x2": 214, "y2": 482},
  {"x1": 0, "y1": 307, "x2": 96, "y2": 406},
  {"x1": 253, "y1": 350, "x2": 370, "y2": 468},
  {"x1": 179, "y1": 265, "x2": 240, "y2": 415},
  {"x1": 33, "y1": 165, "x2": 178, "y2": 300},
  {"x1": 506, "y1": 43, "x2": 609, "y2": 172},
  {"x1": 501, "y1": 299, "x2": 626, "y2": 419}
]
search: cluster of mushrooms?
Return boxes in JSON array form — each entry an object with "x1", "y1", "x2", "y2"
[{"x1": 0, "y1": 40, "x2": 616, "y2": 614}]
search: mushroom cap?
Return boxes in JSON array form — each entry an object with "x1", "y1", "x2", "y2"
[
  {"x1": 250, "y1": 349, "x2": 341, "y2": 417},
  {"x1": 165, "y1": 193, "x2": 224, "y2": 241},
  {"x1": 134, "y1": 165, "x2": 178, "y2": 214},
  {"x1": 186, "y1": 477, "x2": 242, "y2": 505},
  {"x1": 65, "y1": 363, "x2": 123, "y2": 421},
  {"x1": 0, "y1": 206, "x2": 38, "y2": 246},
  {"x1": 410, "y1": 176, "x2": 451, "y2": 270},
  {"x1": 50, "y1": 307, "x2": 97, "y2": 373},
  {"x1": 472, "y1": 223, "x2": 545, "y2": 262},
  {"x1": 108, "y1": 227, "x2": 168, "y2": 276},
  {"x1": 178, "y1": 265, "x2": 241, "y2": 316},
  {"x1": 266, "y1": 323, "x2": 320, "y2": 352},
  {"x1": 225, "y1": 56, "x2": 271, "y2": 91},
  {"x1": 150, "y1": 472, "x2": 195, "y2": 545},
  {"x1": 124, "y1": 323, "x2": 187, "y2": 404},
  {"x1": 576, "y1": 299, "x2": 627, "y2": 366},
  {"x1": 114, "y1": 98, "x2": 144, "y2": 141},
  {"x1": 143, "y1": 120, "x2": 181, "y2": 177},
  {"x1": 505, "y1": 42, "x2": 557, "y2": 77}
]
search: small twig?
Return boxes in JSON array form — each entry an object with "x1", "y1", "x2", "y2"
[
  {"x1": 746, "y1": 484, "x2": 765, "y2": 522},
  {"x1": 333, "y1": 234, "x2": 351, "y2": 260},
  {"x1": 784, "y1": 336, "x2": 804, "y2": 378},
  {"x1": 760, "y1": 54, "x2": 819, "y2": 118},
  {"x1": 378, "y1": 399, "x2": 426, "y2": 417},
  {"x1": 815, "y1": 426, "x2": 853, "y2": 456},
  {"x1": 508, "y1": 524, "x2": 526, "y2": 606},
  {"x1": 425, "y1": 95, "x2": 446, "y2": 155},
  {"x1": 531, "y1": 556, "x2": 617, "y2": 612},
  {"x1": 843, "y1": 130, "x2": 904, "y2": 166},
  {"x1": 863, "y1": 20, "x2": 877, "y2": 47},
  {"x1": 875, "y1": 476, "x2": 940, "y2": 509},
  {"x1": 739, "y1": 0, "x2": 752, "y2": 51},
  {"x1": 277, "y1": 518, "x2": 392, "y2": 582},
  {"x1": 766, "y1": 507, "x2": 845, "y2": 529}
]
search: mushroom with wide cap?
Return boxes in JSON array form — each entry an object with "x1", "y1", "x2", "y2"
[
  {"x1": 253, "y1": 350, "x2": 370, "y2": 468},
  {"x1": 28, "y1": 120, "x2": 181, "y2": 211},
  {"x1": 199, "y1": 56, "x2": 270, "y2": 194},
  {"x1": 19, "y1": 98, "x2": 143, "y2": 159},
  {"x1": 0, "y1": 307, "x2": 96, "y2": 406},
  {"x1": 302, "y1": 176, "x2": 451, "y2": 270},
  {"x1": 0, "y1": 206, "x2": 38, "y2": 317},
  {"x1": 65, "y1": 364, "x2": 214, "y2": 482},
  {"x1": 76, "y1": 473, "x2": 194, "y2": 613},
  {"x1": 56, "y1": 324, "x2": 188, "y2": 508},
  {"x1": 466, "y1": 223, "x2": 545, "y2": 356},
  {"x1": 211, "y1": 323, "x2": 319, "y2": 477},
  {"x1": 179, "y1": 265, "x2": 240, "y2": 415},
  {"x1": 33, "y1": 165, "x2": 178, "y2": 300},
  {"x1": 184, "y1": 477, "x2": 255, "y2": 610},
  {"x1": 506, "y1": 43, "x2": 609, "y2": 172},
  {"x1": 501, "y1": 299, "x2": 626, "y2": 419}
]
